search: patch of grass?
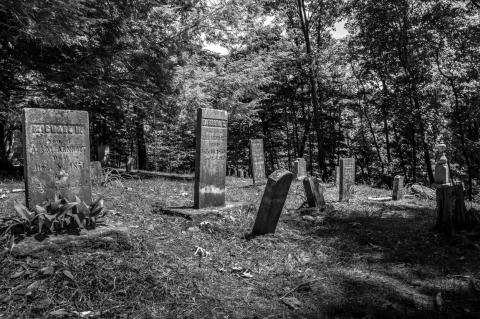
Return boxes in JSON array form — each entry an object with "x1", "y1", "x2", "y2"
[{"x1": 0, "y1": 177, "x2": 479, "y2": 318}]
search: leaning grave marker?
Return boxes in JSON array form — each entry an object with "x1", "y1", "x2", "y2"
[
  {"x1": 249, "y1": 139, "x2": 267, "y2": 184},
  {"x1": 250, "y1": 169, "x2": 294, "y2": 237},
  {"x1": 339, "y1": 157, "x2": 355, "y2": 201},
  {"x1": 194, "y1": 108, "x2": 228, "y2": 209},
  {"x1": 23, "y1": 108, "x2": 92, "y2": 209}
]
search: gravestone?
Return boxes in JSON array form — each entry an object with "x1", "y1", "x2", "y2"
[
  {"x1": 339, "y1": 158, "x2": 355, "y2": 201},
  {"x1": 98, "y1": 145, "x2": 110, "y2": 165},
  {"x1": 249, "y1": 139, "x2": 267, "y2": 184},
  {"x1": 392, "y1": 175, "x2": 405, "y2": 200},
  {"x1": 194, "y1": 108, "x2": 228, "y2": 209},
  {"x1": 250, "y1": 169, "x2": 294, "y2": 236},
  {"x1": 126, "y1": 156, "x2": 134, "y2": 173},
  {"x1": 237, "y1": 168, "x2": 244, "y2": 178},
  {"x1": 303, "y1": 177, "x2": 325, "y2": 207},
  {"x1": 434, "y1": 143, "x2": 449, "y2": 184},
  {"x1": 23, "y1": 108, "x2": 92, "y2": 209},
  {"x1": 90, "y1": 161, "x2": 103, "y2": 185},
  {"x1": 335, "y1": 166, "x2": 340, "y2": 186},
  {"x1": 293, "y1": 157, "x2": 307, "y2": 180}
]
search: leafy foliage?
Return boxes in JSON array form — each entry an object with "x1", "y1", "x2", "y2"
[{"x1": 0, "y1": 196, "x2": 107, "y2": 247}]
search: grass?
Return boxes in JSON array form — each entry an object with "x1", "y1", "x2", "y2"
[{"x1": 0, "y1": 177, "x2": 480, "y2": 318}]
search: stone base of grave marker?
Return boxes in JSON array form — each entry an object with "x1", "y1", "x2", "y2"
[{"x1": 154, "y1": 201, "x2": 253, "y2": 220}]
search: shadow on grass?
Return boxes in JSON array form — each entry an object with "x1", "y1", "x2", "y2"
[{"x1": 281, "y1": 200, "x2": 480, "y2": 318}]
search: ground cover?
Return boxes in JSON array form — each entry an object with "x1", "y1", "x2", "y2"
[{"x1": 0, "y1": 177, "x2": 479, "y2": 318}]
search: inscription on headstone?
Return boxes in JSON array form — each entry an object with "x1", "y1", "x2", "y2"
[
  {"x1": 392, "y1": 175, "x2": 405, "y2": 200},
  {"x1": 250, "y1": 169, "x2": 294, "y2": 236},
  {"x1": 23, "y1": 108, "x2": 92, "y2": 209},
  {"x1": 303, "y1": 177, "x2": 325, "y2": 207},
  {"x1": 339, "y1": 158, "x2": 355, "y2": 201},
  {"x1": 194, "y1": 108, "x2": 228, "y2": 209},
  {"x1": 249, "y1": 139, "x2": 267, "y2": 184},
  {"x1": 294, "y1": 157, "x2": 307, "y2": 180}
]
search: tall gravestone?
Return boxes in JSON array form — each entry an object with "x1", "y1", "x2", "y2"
[
  {"x1": 294, "y1": 157, "x2": 307, "y2": 180},
  {"x1": 303, "y1": 177, "x2": 325, "y2": 207},
  {"x1": 23, "y1": 108, "x2": 92, "y2": 209},
  {"x1": 194, "y1": 108, "x2": 228, "y2": 209},
  {"x1": 335, "y1": 166, "x2": 340, "y2": 186},
  {"x1": 250, "y1": 169, "x2": 294, "y2": 236},
  {"x1": 339, "y1": 158, "x2": 355, "y2": 201},
  {"x1": 392, "y1": 175, "x2": 405, "y2": 200},
  {"x1": 249, "y1": 139, "x2": 267, "y2": 184}
]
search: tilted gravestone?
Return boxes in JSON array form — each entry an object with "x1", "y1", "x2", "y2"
[
  {"x1": 250, "y1": 169, "x2": 294, "y2": 236},
  {"x1": 303, "y1": 177, "x2": 325, "y2": 207},
  {"x1": 293, "y1": 157, "x2": 307, "y2": 180},
  {"x1": 249, "y1": 139, "x2": 267, "y2": 184},
  {"x1": 23, "y1": 108, "x2": 92, "y2": 209},
  {"x1": 194, "y1": 108, "x2": 228, "y2": 209},
  {"x1": 339, "y1": 158, "x2": 355, "y2": 201},
  {"x1": 392, "y1": 175, "x2": 405, "y2": 200},
  {"x1": 90, "y1": 161, "x2": 103, "y2": 186}
]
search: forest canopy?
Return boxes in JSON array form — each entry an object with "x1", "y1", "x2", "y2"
[{"x1": 0, "y1": 0, "x2": 479, "y2": 197}]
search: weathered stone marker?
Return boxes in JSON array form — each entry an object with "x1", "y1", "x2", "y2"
[
  {"x1": 434, "y1": 142, "x2": 449, "y2": 184},
  {"x1": 23, "y1": 108, "x2": 92, "y2": 209},
  {"x1": 293, "y1": 157, "x2": 307, "y2": 180},
  {"x1": 90, "y1": 161, "x2": 103, "y2": 185},
  {"x1": 303, "y1": 177, "x2": 325, "y2": 207},
  {"x1": 335, "y1": 166, "x2": 340, "y2": 186},
  {"x1": 98, "y1": 144, "x2": 110, "y2": 164},
  {"x1": 250, "y1": 169, "x2": 294, "y2": 236},
  {"x1": 249, "y1": 139, "x2": 267, "y2": 184},
  {"x1": 339, "y1": 158, "x2": 355, "y2": 201},
  {"x1": 194, "y1": 108, "x2": 228, "y2": 209},
  {"x1": 126, "y1": 156, "x2": 134, "y2": 173},
  {"x1": 392, "y1": 175, "x2": 405, "y2": 200}
]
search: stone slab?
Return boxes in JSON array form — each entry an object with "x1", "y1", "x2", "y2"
[
  {"x1": 154, "y1": 201, "x2": 253, "y2": 220},
  {"x1": 249, "y1": 139, "x2": 267, "y2": 185},
  {"x1": 293, "y1": 158, "x2": 307, "y2": 180},
  {"x1": 339, "y1": 158, "x2": 355, "y2": 201},
  {"x1": 250, "y1": 169, "x2": 294, "y2": 236},
  {"x1": 335, "y1": 166, "x2": 340, "y2": 186},
  {"x1": 90, "y1": 161, "x2": 103, "y2": 185},
  {"x1": 23, "y1": 108, "x2": 92, "y2": 209},
  {"x1": 11, "y1": 226, "x2": 131, "y2": 257},
  {"x1": 392, "y1": 175, "x2": 405, "y2": 200},
  {"x1": 303, "y1": 177, "x2": 326, "y2": 207},
  {"x1": 194, "y1": 108, "x2": 228, "y2": 208}
]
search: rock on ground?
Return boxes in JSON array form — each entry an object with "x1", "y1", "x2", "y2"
[{"x1": 410, "y1": 184, "x2": 435, "y2": 200}]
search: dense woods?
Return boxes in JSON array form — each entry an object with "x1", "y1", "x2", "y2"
[{"x1": 1, "y1": 0, "x2": 479, "y2": 196}]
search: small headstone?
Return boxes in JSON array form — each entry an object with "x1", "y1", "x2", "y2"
[
  {"x1": 90, "y1": 161, "x2": 103, "y2": 185},
  {"x1": 392, "y1": 175, "x2": 405, "y2": 200},
  {"x1": 249, "y1": 139, "x2": 267, "y2": 184},
  {"x1": 339, "y1": 158, "x2": 355, "y2": 201},
  {"x1": 194, "y1": 108, "x2": 228, "y2": 209},
  {"x1": 23, "y1": 108, "x2": 92, "y2": 209},
  {"x1": 250, "y1": 169, "x2": 294, "y2": 236},
  {"x1": 434, "y1": 143, "x2": 449, "y2": 184},
  {"x1": 98, "y1": 144, "x2": 110, "y2": 164},
  {"x1": 126, "y1": 156, "x2": 134, "y2": 173},
  {"x1": 303, "y1": 177, "x2": 325, "y2": 207},
  {"x1": 335, "y1": 166, "x2": 340, "y2": 186},
  {"x1": 293, "y1": 158, "x2": 307, "y2": 180},
  {"x1": 237, "y1": 168, "x2": 244, "y2": 178}
]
